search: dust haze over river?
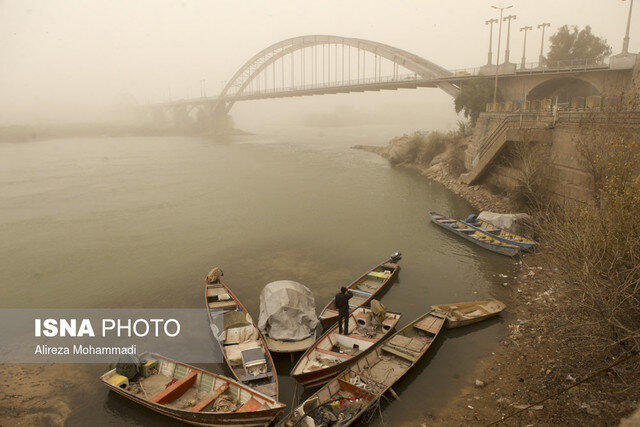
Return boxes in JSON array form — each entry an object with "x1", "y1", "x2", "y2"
[{"x1": 0, "y1": 121, "x2": 515, "y2": 424}]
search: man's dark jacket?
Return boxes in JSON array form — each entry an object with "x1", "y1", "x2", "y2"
[{"x1": 334, "y1": 292, "x2": 353, "y2": 314}]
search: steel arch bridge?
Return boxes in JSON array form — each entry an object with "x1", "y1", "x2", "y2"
[
  {"x1": 148, "y1": 35, "x2": 460, "y2": 128},
  {"x1": 218, "y1": 35, "x2": 459, "y2": 111}
]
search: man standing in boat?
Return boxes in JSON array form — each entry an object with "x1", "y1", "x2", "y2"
[{"x1": 335, "y1": 286, "x2": 353, "y2": 335}]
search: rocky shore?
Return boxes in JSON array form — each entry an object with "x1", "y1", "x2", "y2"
[{"x1": 355, "y1": 133, "x2": 639, "y2": 426}]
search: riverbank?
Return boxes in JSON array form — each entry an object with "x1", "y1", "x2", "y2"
[
  {"x1": 355, "y1": 133, "x2": 639, "y2": 426},
  {"x1": 0, "y1": 123, "x2": 251, "y2": 143}
]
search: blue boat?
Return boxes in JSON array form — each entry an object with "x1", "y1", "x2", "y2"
[
  {"x1": 462, "y1": 215, "x2": 537, "y2": 252},
  {"x1": 429, "y1": 211, "x2": 520, "y2": 257}
]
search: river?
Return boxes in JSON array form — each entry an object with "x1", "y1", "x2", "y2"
[{"x1": 0, "y1": 123, "x2": 514, "y2": 425}]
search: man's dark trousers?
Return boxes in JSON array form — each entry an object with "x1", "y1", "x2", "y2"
[{"x1": 338, "y1": 310, "x2": 349, "y2": 335}]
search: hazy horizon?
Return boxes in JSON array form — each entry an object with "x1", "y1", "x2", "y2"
[{"x1": 0, "y1": 1, "x2": 636, "y2": 127}]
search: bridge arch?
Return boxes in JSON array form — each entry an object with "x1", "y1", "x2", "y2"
[
  {"x1": 217, "y1": 35, "x2": 458, "y2": 113},
  {"x1": 527, "y1": 77, "x2": 601, "y2": 103}
]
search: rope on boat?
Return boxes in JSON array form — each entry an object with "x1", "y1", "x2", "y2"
[{"x1": 485, "y1": 350, "x2": 639, "y2": 426}]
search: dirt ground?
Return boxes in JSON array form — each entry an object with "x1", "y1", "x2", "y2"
[{"x1": 0, "y1": 363, "x2": 94, "y2": 426}]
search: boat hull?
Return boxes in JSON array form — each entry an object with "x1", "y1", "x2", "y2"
[
  {"x1": 292, "y1": 308, "x2": 401, "y2": 388},
  {"x1": 283, "y1": 312, "x2": 445, "y2": 426},
  {"x1": 101, "y1": 353, "x2": 285, "y2": 427},
  {"x1": 429, "y1": 212, "x2": 520, "y2": 257},
  {"x1": 431, "y1": 299, "x2": 506, "y2": 329},
  {"x1": 318, "y1": 257, "x2": 400, "y2": 329},
  {"x1": 205, "y1": 281, "x2": 279, "y2": 399},
  {"x1": 104, "y1": 383, "x2": 283, "y2": 426}
]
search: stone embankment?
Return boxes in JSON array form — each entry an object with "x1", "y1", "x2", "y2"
[{"x1": 354, "y1": 132, "x2": 515, "y2": 213}]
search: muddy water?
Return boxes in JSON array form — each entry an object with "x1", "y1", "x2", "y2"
[{"x1": 0, "y1": 124, "x2": 515, "y2": 425}]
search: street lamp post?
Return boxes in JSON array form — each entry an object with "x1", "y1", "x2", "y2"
[
  {"x1": 520, "y1": 26, "x2": 533, "y2": 69},
  {"x1": 538, "y1": 22, "x2": 551, "y2": 64},
  {"x1": 622, "y1": 0, "x2": 635, "y2": 54},
  {"x1": 492, "y1": 4, "x2": 512, "y2": 104},
  {"x1": 503, "y1": 15, "x2": 517, "y2": 63},
  {"x1": 486, "y1": 18, "x2": 499, "y2": 65}
]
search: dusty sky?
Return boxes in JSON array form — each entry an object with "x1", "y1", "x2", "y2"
[{"x1": 0, "y1": 0, "x2": 636, "y2": 127}]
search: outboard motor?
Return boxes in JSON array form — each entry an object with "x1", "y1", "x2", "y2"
[{"x1": 390, "y1": 252, "x2": 402, "y2": 262}]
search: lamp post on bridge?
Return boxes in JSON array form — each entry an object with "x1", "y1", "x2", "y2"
[
  {"x1": 492, "y1": 4, "x2": 512, "y2": 104},
  {"x1": 537, "y1": 22, "x2": 551, "y2": 64},
  {"x1": 520, "y1": 26, "x2": 532, "y2": 69},
  {"x1": 503, "y1": 15, "x2": 517, "y2": 63},
  {"x1": 622, "y1": 0, "x2": 635, "y2": 54},
  {"x1": 485, "y1": 18, "x2": 499, "y2": 65}
]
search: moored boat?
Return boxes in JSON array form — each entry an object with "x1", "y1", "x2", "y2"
[
  {"x1": 431, "y1": 299, "x2": 506, "y2": 328},
  {"x1": 291, "y1": 304, "x2": 401, "y2": 388},
  {"x1": 205, "y1": 280, "x2": 279, "y2": 400},
  {"x1": 280, "y1": 311, "x2": 445, "y2": 426},
  {"x1": 318, "y1": 253, "x2": 401, "y2": 329},
  {"x1": 462, "y1": 215, "x2": 537, "y2": 251},
  {"x1": 258, "y1": 280, "x2": 319, "y2": 354},
  {"x1": 429, "y1": 212, "x2": 521, "y2": 257},
  {"x1": 100, "y1": 352, "x2": 285, "y2": 426}
]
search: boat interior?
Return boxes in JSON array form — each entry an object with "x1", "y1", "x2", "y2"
[
  {"x1": 286, "y1": 375, "x2": 377, "y2": 426},
  {"x1": 469, "y1": 219, "x2": 536, "y2": 244},
  {"x1": 326, "y1": 313, "x2": 445, "y2": 394},
  {"x1": 320, "y1": 264, "x2": 396, "y2": 319},
  {"x1": 295, "y1": 308, "x2": 400, "y2": 374},
  {"x1": 434, "y1": 300, "x2": 505, "y2": 320},
  {"x1": 206, "y1": 283, "x2": 276, "y2": 397},
  {"x1": 101, "y1": 356, "x2": 281, "y2": 414}
]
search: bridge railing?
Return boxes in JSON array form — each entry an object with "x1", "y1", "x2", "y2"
[
  {"x1": 233, "y1": 73, "x2": 428, "y2": 97},
  {"x1": 447, "y1": 57, "x2": 610, "y2": 78},
  {"x1": 519, "y1": 57, "x2": 609, "y2": 73}
]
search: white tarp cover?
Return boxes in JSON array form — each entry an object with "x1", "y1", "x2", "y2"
[
  {"x1": 478, "y1": 211, "x2": 532, "y2": 234},
  {"x1": 258, "y1": 280, "x2": 318, "y2": 341}
]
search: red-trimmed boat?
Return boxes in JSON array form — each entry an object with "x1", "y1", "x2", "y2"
[
  {"x1": 318, "y1": 253, "x2": 401, "y2": 329},
  {"x1": 100, "y1": 352, "x2": 285, "y2": 426},
  {"x1": 291, "y1": 305, "x2": 400, "y2": 388},
  {"x1": 205, "y1": 280, "x2": 278, "y2": 400},
  {"x1": 280, "y1": 311, "x2": 446, "y2": 426}
]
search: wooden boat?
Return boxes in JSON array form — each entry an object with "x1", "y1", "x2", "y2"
[
  {"x1": 462, "y1": 217, "x2": 537, "y2": 252},
  {"x1": 280, "y1": 311, "x2": 445, "y2": 426},
  {"x1": 259, "y1": 280, "x2": 319, "y2": 354},
  {"x1": 431, "y1": 299, "x2": 506, "y2": 328},
  {"x1": 100, "y1": 352, "x2": 285, "y2": 426},
  {"x1": 291, "y1": 306, "x2": 401, "y2": 388},
  {"x1": 318, "y1": 253, "x2": 401, "y2": 329},
  {"x1": 205, "y1": 281, "x2": 278, "y2": 400},
  {"x1": 264, "y1": 332, "x2": 317, "y2": 354},
  {"x1": 429, "y1": 212, "x2": 521, "y2": 257}
]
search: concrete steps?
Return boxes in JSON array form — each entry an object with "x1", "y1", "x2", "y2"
[{"x1": 461, "y1": 116, "x2": 552, "y2": 185}]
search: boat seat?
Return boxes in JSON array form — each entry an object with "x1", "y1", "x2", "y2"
[
  {"x1": 189, "y1": 383, "x2": 229, "y2": 412},
  {"x1": 208, "y1": 301, "x2": 238, "y2": 310},
  {"x1": 150, "y1": 371, "x2": 197, "y2": 404},
  {"x1": 413, "y1": 316, "x2": 444, "y2": 334},
  {"x1": 316, "y1": 348, "x2": 350, "y2": 359},
  {"x1": 236, "y1": 397, "x2": 263, "y2": 413},
  {"x1": 346, "y1": 333, "x2": 377, "y2": 343}
]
